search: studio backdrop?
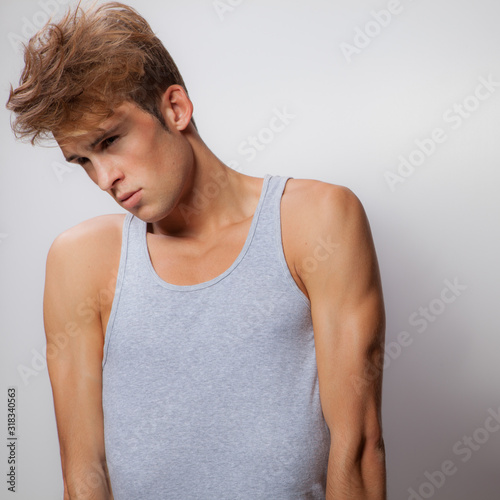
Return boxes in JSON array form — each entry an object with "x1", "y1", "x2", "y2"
[{"x1": 1, "y1": 0, "x2": 499, "y2": 499}]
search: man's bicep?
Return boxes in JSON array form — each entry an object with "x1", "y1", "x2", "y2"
[{"x1": 44, "y1": 232, "x2": 109, "y2": 496}]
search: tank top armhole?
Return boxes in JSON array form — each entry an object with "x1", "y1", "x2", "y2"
[
  {"x1": 102, "y1": 213, "x2": 133, "y2": 368},
  {"x1": 274, "y1": 176, "x2": 312, "y2": 310}
]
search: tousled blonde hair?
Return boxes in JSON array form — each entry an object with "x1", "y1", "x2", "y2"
[{"x1": 6, "y1": 1, "x2": 195, "y2": 144}]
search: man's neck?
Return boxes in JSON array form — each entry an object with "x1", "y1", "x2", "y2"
[{"x1": 147, "y1": 137, "x2": 261, "y2": 241}]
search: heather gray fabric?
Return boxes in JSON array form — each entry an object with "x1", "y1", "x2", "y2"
[{"x1": 101, "y1": 173, "x2": 331, "y2": 499}]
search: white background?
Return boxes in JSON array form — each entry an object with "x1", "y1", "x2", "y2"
[{"x1": 1, "y1": 0, "x2": 499, "y2": 499}]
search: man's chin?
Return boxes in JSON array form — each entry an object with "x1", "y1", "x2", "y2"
[{"x1": 127, "y1": 206, "x2": 166, "y2": 225}]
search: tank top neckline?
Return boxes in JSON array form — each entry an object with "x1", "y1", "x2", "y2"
[{"x1": 137, "y1": 173, "x2": 272, "y2": 292}]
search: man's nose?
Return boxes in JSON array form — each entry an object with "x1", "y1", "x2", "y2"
[{"x1": 93, "y1": 158, "x2": 124, "y2": 192}]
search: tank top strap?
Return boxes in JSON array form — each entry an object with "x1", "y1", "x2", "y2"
[
  {"x1": 121, "y1": 211, "x2": 146, "y2": 277},
  {"x1": 248, "y1": 173, "x2": 292, "y2": 255},
  {"x1": 255, "y1": 173, "x2": 292, "y2": 227}
]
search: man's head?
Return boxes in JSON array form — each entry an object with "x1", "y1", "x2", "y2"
[
  {"x1": 6, "y1": 1, "x2": 204, "y2": 222},
  {"x1": 6, "y1": 1, "x2": 196, "y2": 145}
]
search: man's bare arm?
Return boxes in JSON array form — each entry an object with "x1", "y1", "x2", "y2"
[
  {"x1": 44, "y1": 219, "x2": 119, "y2": 499},
  {"x1": 300, "y1": 184, "x2": 386, "y2": 499}
]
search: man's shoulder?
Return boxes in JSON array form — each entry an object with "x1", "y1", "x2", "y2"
[
  {"x1": 283, "y1": 178, "x2": 375, "y2": 292},
  {"x1": 46, "y1": 214, "x2": 125, "y2": 286},
  {"x1": 49, "y1": 214, "x2": 125, "y2": 253},
  {"x1": 284, "y1": 177, "x2": 364, "y2": 233},
  {"x1": 285, "y1": 177, "x2": 357, "y2": 200}
]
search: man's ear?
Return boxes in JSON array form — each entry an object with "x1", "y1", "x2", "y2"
[{"x1": 160, "y1": 85, "x2": 193, "y2": 131}]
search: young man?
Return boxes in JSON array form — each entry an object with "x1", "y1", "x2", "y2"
[{"x1": 7, "y1": 2, "x2": 386, "y2": 499}]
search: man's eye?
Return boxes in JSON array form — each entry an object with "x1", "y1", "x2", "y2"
[
  {"x1": 76, "y1": 157, "x2": 89, "y2": 166},
  {"x1": 102, "y1": 136, "x2": 119, "y2": 149}
]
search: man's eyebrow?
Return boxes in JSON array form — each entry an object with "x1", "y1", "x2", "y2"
[
  {"x1": 64, "y1": 125, "x2": 121, "y2": 163},
  {"x1": 89, "y1": 125, "x2": 120, "y2": 149}
]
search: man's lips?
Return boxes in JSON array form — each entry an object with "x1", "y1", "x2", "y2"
[
  {"x1": 117, "y1": 189, "x2": 142, "y2": 208},
  {"x1": 117, "y1": 190, "x2": 140, "y2": 202}
]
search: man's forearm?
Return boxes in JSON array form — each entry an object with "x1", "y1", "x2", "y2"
[{"x1": 325, "y1": 439, "x2": 387, "y2": 500}]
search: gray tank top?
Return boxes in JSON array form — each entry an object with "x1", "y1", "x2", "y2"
[{"x1": 102, "y1": 173, "x2": 330, "y2": 499}]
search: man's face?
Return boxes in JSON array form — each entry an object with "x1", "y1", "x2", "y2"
[{"x1": 57, "y1": 100, "x2": 194, "y2": 223}]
